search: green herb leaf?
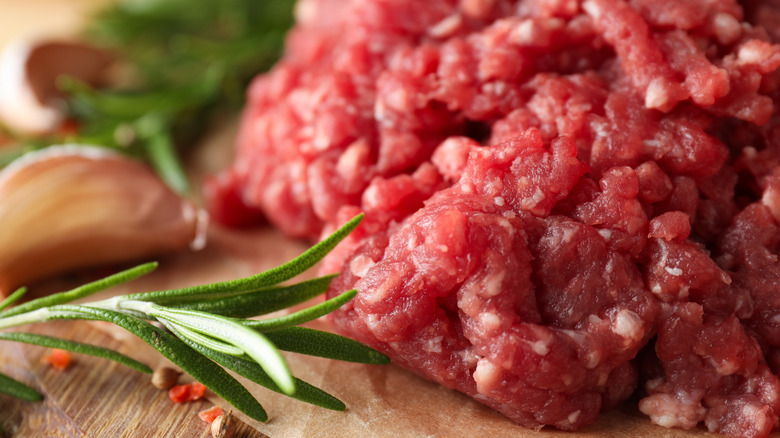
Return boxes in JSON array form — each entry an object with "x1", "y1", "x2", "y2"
[
  {"x1": 0, "y1": 373, "x2": 41, "y2": 402},
  {"x1": 0, "y1": 262, "x2": 157, "y2": 318},
  {"x1": 170, "y1": 274, "x2": 337, "y2": 317},
  {"x1": 0, "y1": 287, "x2": 27, "y2": 312},
  {"x1": 245, "y1": 290, "x2": 358, "y2": 332},
  {"x1": 144, "y1": 128, "x2": 190, "y2": 194},
  {"x1": 264, "y1": 327, "x2": 390, "y2": 365},
  {"x1": 125, "y1": 213, "x2": 363, "y2": 302},
  {"x1": 0, "y1": 332, "x2": 152, "y2": 374}
]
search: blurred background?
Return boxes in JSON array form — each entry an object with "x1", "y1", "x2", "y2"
[{"x1": 0, "y1": 0, "x2": 107, "y2": 47}]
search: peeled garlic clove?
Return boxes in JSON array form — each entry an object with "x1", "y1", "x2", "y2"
[
  {"x1": 0, "y1": 38, "x2": 111, "y2": 135},
  {"x1": 0, "y1": 145, "x2": 207, "y2": 296}
]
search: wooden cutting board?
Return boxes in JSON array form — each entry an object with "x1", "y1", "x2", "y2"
[
  {"x1": 0, "y1": 1, "x2": 772, "y2": 437},
  {"x1": 0, "y1": 223, "x2": 711, "y2": 438}
]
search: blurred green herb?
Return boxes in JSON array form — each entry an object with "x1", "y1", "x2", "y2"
[
  {"x1": 0, "y1": 214, "x2": 387, "y2": 422},
  {"x1": 3, "y1": 0, "x2": 294, "y2": 193}
]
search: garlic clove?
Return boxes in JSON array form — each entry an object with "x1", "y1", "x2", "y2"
[
  {"x1": 0, "y1": 38, "x2": 111, "y2": 135},
  {"x1": 0, "y1": 145, "x2": 207, "y2": 296}
]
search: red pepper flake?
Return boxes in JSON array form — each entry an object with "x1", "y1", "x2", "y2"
[
  {"x1": 57, "y1": 118, "x2": 80, "y2": 138},
  {"x1": 198, "y1": 405, "x2": 224, "y2": 424},
  {"x1": 189, "y1": 382, "x2": 206, "y2": 400},
  {"x1": 168, "y1": 382, "x2": 207, "y2": 403},
  {"x1": 45, "y1": 349, "x2": 71, "y2": 370},
  {"x1": 168, "y1": 384, "x2": 189, "y2": 403}
]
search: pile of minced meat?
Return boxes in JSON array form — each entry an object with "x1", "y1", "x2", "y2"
[{"x1": 207, "y1": 0, "x2": 780, "y2": 436}]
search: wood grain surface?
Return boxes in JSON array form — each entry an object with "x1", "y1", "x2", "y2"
[
  {"x1": 0, "y1": 321, "x2": 267, "y2": 438},
  {"x1": 0, "y1": 1, "x2": 776, "y2": 437}
]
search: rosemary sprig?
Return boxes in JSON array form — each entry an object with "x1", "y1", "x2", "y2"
[
  {"x1": 242, "y1": 290, "x2": 359, "y2": 332},
  {"x1": 0, "y1": 214, "x2": 387, "y2": 423}
]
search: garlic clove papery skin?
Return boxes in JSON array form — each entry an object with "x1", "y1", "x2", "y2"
[
  {"x1": 0, "y1": 38, "x2": 111, "y2": 135},
  {"x1": 0, "y1": 145, "x2": 207, "y2": 296}
]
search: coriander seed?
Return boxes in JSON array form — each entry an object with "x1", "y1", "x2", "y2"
[{"x1": 151, "y1": 366, "x2": 181, "y2": 390}]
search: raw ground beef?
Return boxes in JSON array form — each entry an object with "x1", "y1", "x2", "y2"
[{"x1": 208, "y1": 0, "x2": 780, "y2": 436}]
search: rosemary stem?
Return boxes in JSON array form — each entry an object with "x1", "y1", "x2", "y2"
[
  {"x1": 85, "y1": 296, "x2": 123, "y2": 311},
  {"x1": 116, "y1": 300, "x2": 155, "y2": 316},
  {"x1": 0, "y1": 308, "x2": 52, "y2": 330},
  {"x1": 84, "y1": 297, "x2": 150, "y2": 321}
]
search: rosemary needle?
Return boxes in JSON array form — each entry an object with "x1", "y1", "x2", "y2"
[
  {"x1": 0, "y1": 373, "x2": 41, "y2": 402},
  {"x1": 0, "y1": 287, "x2": 27, "y2": 312},
  {"x1": 0, "y1": 332, "x2": 152, "y2": 374}
]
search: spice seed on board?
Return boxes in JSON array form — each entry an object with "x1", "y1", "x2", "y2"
[{"x1": 151, "y1": 366, "x2": 181, "y2": 390}]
